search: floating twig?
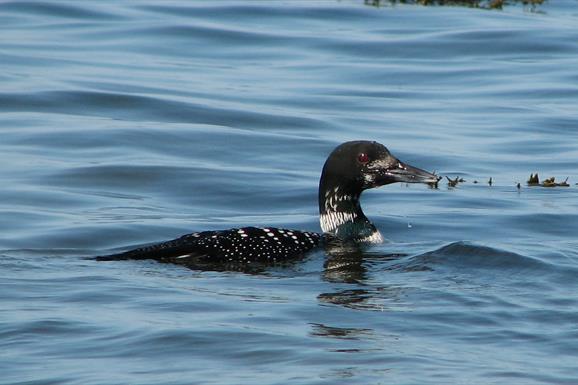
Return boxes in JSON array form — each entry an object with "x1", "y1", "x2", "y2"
[
  {"x1": 542, "y1": 177, "x2": 556, "y2": 187},
  {"x1": 527, "y1": 173, "x2": 540, "y2": 185},
  {"x1": 446, "y1": 176, "x2": 460, "y2": 187},
  {"x1": 541, "y1": 177, "x2": 570, "y2": 187}
]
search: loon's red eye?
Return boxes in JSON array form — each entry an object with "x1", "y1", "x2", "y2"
[{"x1": 357, "y1": 153, "x2": 369, "y2": 164}]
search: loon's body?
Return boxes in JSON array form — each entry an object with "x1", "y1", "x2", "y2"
[
  {"x1": 97, "y1": 227, "x2": 321, "y2": 266},
  {"x1": 96, "y1": 141, "x2": 439, "y2": 267}
]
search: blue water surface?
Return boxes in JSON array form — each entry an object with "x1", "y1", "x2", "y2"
[{"x1": 1, "y1": 1, "x2": 578, "y2": 384}]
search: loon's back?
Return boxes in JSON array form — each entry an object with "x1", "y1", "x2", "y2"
[{"x1": 95, "y1": 227, "x2": 321, "y2": 266}]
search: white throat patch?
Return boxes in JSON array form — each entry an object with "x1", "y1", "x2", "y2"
[{"x1": 320, "y1": 211, "x2": 356, "y2": 234}]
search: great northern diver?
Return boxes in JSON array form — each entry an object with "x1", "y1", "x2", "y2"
[{"x1": 95, "y1": 141, "x2": 439, "y2": 267}]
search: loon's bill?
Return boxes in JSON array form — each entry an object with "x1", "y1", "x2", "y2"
[
  {"x1": 384, "y1": 160, "x2": 439, "y2": 184},
  {"x1": 95, "y1": 141, "x2": 440, "y2": 268}
]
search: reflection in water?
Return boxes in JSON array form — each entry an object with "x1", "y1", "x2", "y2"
[
  {"x1": 320, "y1": 239, "x2": 411, "y2": 311},
  {"x1": 317, "y1": 286, "x2": 409, "y2": 312},
  {"x1": 309, "y1": 324, "x2": 392, "y2": 357},
  {"x1": 124, "y1": 251, "x2": 310, "y2": 275},
  {"x1": 321, "y1": 236, "x2": 407, "y2": 283},
  {"x1": 310, "y1": 323, "x2": 374, "y2": 340},
  {"x1": 322, "y1": 240, "x2": 367, "y2": 284}
]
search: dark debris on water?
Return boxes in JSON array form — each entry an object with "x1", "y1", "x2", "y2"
[
  {"x1": 527, "y1": 173, "x2": 570, "y2": 187},
  {"x1": 446, "y1": 176, "x2": 465, "y2": 187},
  {"x1": 522, "y1": 175, "x2": 572, "y2": 188},
  {"x1": 364, "y1": 0, "x2": 545, "y2": 10},
  {"x1": 446, "y1": 176, "x2": 492, "y2": 187},
  {"x1": 440, "y1": 173, "x2": 574, "y2": 189}
]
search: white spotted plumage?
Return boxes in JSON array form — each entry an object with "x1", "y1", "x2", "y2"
[{"x1": 157, "y1": 227, "x2": 322, "y2": 263}]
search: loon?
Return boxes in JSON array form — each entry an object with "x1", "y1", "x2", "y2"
[{"x1": 95, "y1": 141, "x2": 439, "y2": 268}]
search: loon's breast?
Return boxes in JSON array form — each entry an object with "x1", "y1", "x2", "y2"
[{"x1": 96, "y1": 227, "x2": 321, "y2": 266}]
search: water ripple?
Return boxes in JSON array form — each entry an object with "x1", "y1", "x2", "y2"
[{"x1": 2, "y1": 1, "x2": 578, "y2": 384}]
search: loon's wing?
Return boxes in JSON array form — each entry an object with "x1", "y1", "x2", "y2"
[
  {"x1": 95, "y1": 234, "x2": 210, "y2": 262},
  {"x1": 95, "y1": 226, "x2": 321, "y2": 266}
]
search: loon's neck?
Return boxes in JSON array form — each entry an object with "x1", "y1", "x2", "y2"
[{"x1": 318, "y1": 184, "x2": 383, "y2": 243}]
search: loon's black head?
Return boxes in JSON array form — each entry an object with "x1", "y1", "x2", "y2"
[{"x1": 318, "y1": 140, "x2": 439, "y2": 242}]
